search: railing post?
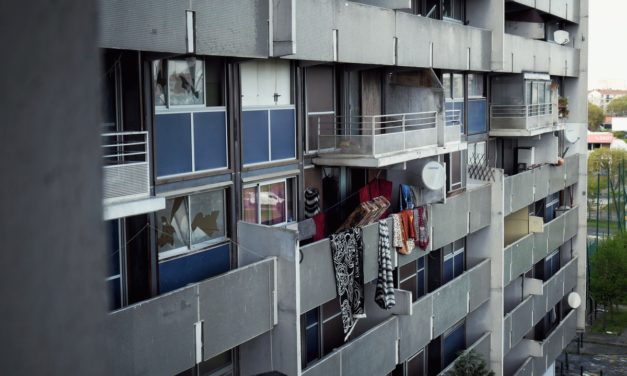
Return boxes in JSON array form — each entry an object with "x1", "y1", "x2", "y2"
[
  {"x1": 402, "y1": 114, "x2": 406, "y2": 151},
  {"x1": 372, "y1": 117, "x2": 376, "y2": 156}
]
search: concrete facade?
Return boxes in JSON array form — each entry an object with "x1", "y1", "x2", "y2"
[{"x1": 97, "y1": 1, "x2": 588, "y2": 376}]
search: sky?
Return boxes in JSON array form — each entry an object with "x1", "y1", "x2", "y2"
[{"x1": 589, "y1": 0, "x2": 627, "y2": 89}]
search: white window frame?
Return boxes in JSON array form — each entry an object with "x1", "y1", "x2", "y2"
[
  {"x1": 242, "y1": 177, "x2": 297, "y2": 226},
  {"x1": 157, "y1": 189, "x2": 228, "y2": 260}
]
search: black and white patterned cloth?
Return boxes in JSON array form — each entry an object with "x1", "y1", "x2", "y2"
[
  {"x1": 375, "y1": 220, "x2": 396, "y2": 310},
  {"x1": 330, "y1": 227, "x2": 365, "y2": 340},
  {"x1": 304, "y1": 187, "x2": 321, "y2": 218}
]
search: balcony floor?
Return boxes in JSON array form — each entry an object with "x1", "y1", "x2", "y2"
[
  {"x1": 489, "y1": 123, "x2": 565, "y2": 137},
  {"x1": 313, "y1": 141, "x2": 467, "y2": 168}
]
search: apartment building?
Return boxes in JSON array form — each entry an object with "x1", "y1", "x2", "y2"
[{"x1": 100, "y1": 1, "x2": 588, "y2": 375}]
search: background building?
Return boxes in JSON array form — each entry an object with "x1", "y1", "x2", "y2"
[
  {"x1": 588, "y1": 88, "x2": 627, "y2": 110},
  {"x1": 97, "y1": 1, "x2": 589, "y2": 376}
]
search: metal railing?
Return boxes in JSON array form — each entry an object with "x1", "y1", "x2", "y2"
[
  {"x1": 315, "y1": 111, "x2": 438, "y2": 157},
  {"x1": 445, "y1": 108, "x2": 462, "y2": 126},
  {"x1": 101, "y1": 131, "x2": 150, "y2": 202},
  {"x1": 490, "y1": 103, "x2": 553, "y2": 118}
]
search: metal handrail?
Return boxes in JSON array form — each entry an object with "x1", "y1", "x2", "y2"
[
  {"x1": 444, "y1": 109, "x2": 462, "y2": 126},
  {"x1": 102, "y1": 131, "x2": 148, "y2": 166},
  {"x1": 490, "y1": 103, "x2": 553, "y2": 118}
]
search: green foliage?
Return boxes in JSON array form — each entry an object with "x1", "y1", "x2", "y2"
[
  {"x1": 588, "y1": 148, "x2": 627, "y2": 175},
  {"x1": 588, "y1": 102, "x2": 605, "y2": 131},
  {"x1": 589, "y1": 231, "x2": 627, "y2": 330},
  {"x1": 607, "y1": 96, "x2": 627, "y2": 116},
  {"x1": 613, "y1": 131, "x2": 627, "y2": 140},
  {"x1": 446, "y1": 350, "x2": 495, "y2": 376}
]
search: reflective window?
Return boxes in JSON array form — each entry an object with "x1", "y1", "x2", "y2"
[
  {"x1": 443, "y1": 322, "x2": 466, "y2": 367},
  {"x1": 452, "y1": 74, "x2": 464, "y2": 99},
  {"x1": 443, "y1": 239, "x2": 465, "y2": 284},
  {"x1": 168, "y1": 58, "x2": 205, "y2": 106},
  {"x1": 467, "y1": 74, "x2": 484, "y2": 98},
  {"x1": 243, "y1": 178, "x2": 296, "y2": 226},
  {"x1": 443, "y1": 0, "x2": 463, "y2": 21},
  {"x1": 322, "y1": 299, "x2": 343, "y2": 354},
  {"x1": 399, "y1": 257, "x2": 427, "y2": 302},
  {"x1": 306, "y1": 66, "x2": 336, "y2": 153}
]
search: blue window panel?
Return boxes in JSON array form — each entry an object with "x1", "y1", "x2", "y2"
[
  {"x1": 193, "y1": 111, "x2": 228, "y2": 171},
  {"x1": 270, "y1": 109, "x2": 296, "y2": 161},
  {"x1": 443, "y1": 259, "x2": 454, "y2": 284},
  {"x1": 306, "y1": 326, "x2": 320, "y2": 364},
  {"x1": 158, "y1": 243, "x2": 230, "y2": 294},
  {"x1": 306, "y1": 309, "x2": 319, "y2": 327},
  {"x1": 107, "y1": 220, "x2": 120, "y2": 277},
  {"x1": 155, "y1": 113, "x2": 193, "y2": 177},
  {"x1": 417, "y1": 256, "x2": 425, "y2": 269},
  {"x1": 417, "y1": 270, "x2": 425, "y2": 298},
  {"x1": 242, "y1": 110, "x2": 270, "y2": 165},
  {"x1": 443, "y1": 323, "x2": 466, "y2": 367},
  {"x1": 468, "y1": 98, "x2": 487, "y2": 135},
  {"x1": 454, "y1": 252, "x2": 465, "y2": 279},
  {"x1": 108, "y1": 278, "x2": 122, "y2": 311}
]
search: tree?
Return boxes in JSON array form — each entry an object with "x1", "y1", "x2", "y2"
[
  {"x1": 446, "y1": 350, "x2": 495, "y2": 376},
  {"x1": 607, "y1": 96, "x2": 627, "y2": 117},
  {"x1": 589, "y1": 231, "x2": 627, "y2": 330},
  {"x1": 588, "y1": 102, "x2": 605, "y2": 131}
]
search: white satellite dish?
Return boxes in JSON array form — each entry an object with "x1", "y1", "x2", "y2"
[
  {"x1": 565, "y1": 127, "x2": 579, "y2": 143},
  {"x1": 554, "y1": 30, "x2": 570, "y2": 45},
  {"x1": 420, "y1": 161, "x2": 446, "y2": 191},
  {"x1": 568, "y1": 292, "x2": 581, "y2": 309}
]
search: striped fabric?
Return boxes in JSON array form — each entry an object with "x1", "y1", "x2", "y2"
[
  {"x1": 375, "y1": 219, "x2": 396, "y2": 310},
  {"x1": 304, "y1": 187, "x2": 321, "y2": 218}
]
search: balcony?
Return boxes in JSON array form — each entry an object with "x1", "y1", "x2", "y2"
[
  {"x1": 438, "y1": 332, "x2": 491, "y2": 376},
  {"x1": 287, "y1": 1, "x2": 491, "y2": 71},
  {"x1": 503, "y1": 154, "x2": 580, "y2": 216},
  {"x1": 106, "y1": 258, "x2": 277, "y2": 376},
  {"x1": 490, "y1": 103, "x2": 561, "y2": 137},
  {"x1": 509, "y1": 0, "x2": 580, "y2": 23},
  {"x1": 503, "y1": 206, "x2": 579, "y2": 285},
  {"x1": 313, "y1": 111, "x2": 441, "y2": 168},
  {"x1": 503, "y1": 257, "x2": 578, "y2": 354},
  {"x1": 102, "y1": 131, "x2": 165, "y2": 220},
  {"x1": 398, "y1": 259, "x2": 491, "y2": 361},
  {"x1": 301, "y1": 318, "x2": 399, "y2": 376},
  {"x1": 502, "y1": 34, "x2": 579, "y2": 77}
]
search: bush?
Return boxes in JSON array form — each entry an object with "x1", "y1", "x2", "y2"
[{"x1": 446, "y1": 350, "x2": 494, "y2": 376}]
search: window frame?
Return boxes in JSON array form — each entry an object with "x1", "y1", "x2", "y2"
[
  {"x1": 156, "y1": 188, "x2": 229, "y2": 261},
  {"x1": 398, "y1": 256, "x2": 427, "y2": 302},
  {"x1": 154, "y1": 58, "x2": 207, "y2": 110},
  {"x1": 242, "y1": 177, "x2": 297, "y2": 226},
  {"x1": 106, "y1": 218, "x2": 127, "y2": 310},
  {"x1": 443, "y1": 239, "x2": 465, "y2": 283},
  {"x1": 305, "y1": 65, "x2": 337, "y2": 155}
]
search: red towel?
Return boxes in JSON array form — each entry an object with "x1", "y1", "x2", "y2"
[
  {"x1": 368, "y1": 179, "x2": 380, "y2": 198},
  {"x1": 359, "y1": 185, "x2": 371, "y2": 203},
  {"x1": 378, "y1": 179, "x2": 393, "y2": 218},
  {"x1": 313, "y1": 212, "x2": 325, "y2": 241}
]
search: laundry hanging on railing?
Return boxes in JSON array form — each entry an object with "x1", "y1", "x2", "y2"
[
  {"x1": 392, "y1": 209, "x2": 416, "y2": 255},
  {"x1": 330, "y1": 227, "x2": 366, "y2": 340},
  {"x1": 415, "y1": 206, "x2": 430, "y2": 250},
  {"x1": 359, "y1": 178, "x2": 393, "y2": 218},
  {"x1": 375, "y1": 220, "x2": 395, "y2": 310},
  {"x1": 399, "y1": 183, "x2": 424, "y2": 211},
  {"x1": 337, "y1": 196, "x2": 390, "y2": 232}
]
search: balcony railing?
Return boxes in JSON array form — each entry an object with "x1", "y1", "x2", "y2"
[
  {"x1": 102, "y1": 131, "x2": 150, "y2": 202},
  {"x1": 445, "y1": 109, "x2": 462, "y2": 127},
  {"x1": 490, "y1": 103, "x2": 553, "y2": 118},
  {"x1": 315, "y1": 111, "x2": 438, "y2": 158}
]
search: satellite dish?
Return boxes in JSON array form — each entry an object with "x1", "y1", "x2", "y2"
[
  {"x1": 565, "y1": 127, "x2": 579, "y2": 143},
  {"x1": 568, "y1": 292, "x2": 581, "y2": 309},
  {"x1": 554, "y1": 30, "x2": 570, "y2": 45},
  {"x1": 420, "y1": 161, "x2": 446, "y2": 191}
]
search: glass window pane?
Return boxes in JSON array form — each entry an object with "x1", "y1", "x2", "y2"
[
  {"x1": 454, "y1": 252, "x2": 465, "y2": 278},
  {"x1": 198, "y1": 351, "x2": 232, "y2": 375},
  {"x1": 443, "y1": 323, "x2": 466, "y2": 367},
  {"x1": 153, "y1": 60, "x2": 167, "y2": 107},
  {"x1": 322, "y1": 298, "x2": 341, "y2": 319},
  {"x1": 407, "y1": 350, "x2": 425, "y2": 376},
  {"x1": 451, "y1": 151, "x2": 461, "y2": 186},
  {"x1": 286, "y1": 179, "x2": 295, "y2": 223},
  {"x1": 400, "y1": 261, "x2": 417, "y2": 280},
  {"x1": 190, "y1": 190, "x2": 226, "y2": 246},
  {"x1": 443, "y1": 259, "x2": 454, "y2": 284},
  {"x1": 157, "y1": 197, "x2": 190, "y2": 253},
  {"x1": 306, "y1": 309, "x2": 319, "y2": 327},
  {"x1": 168, "y1": 58, "x2": 205, "y2": 106},
  {"x1": 306, "y1": 326, "x2": 320, "y2": 364},
  {"x1": 525, "y1": 81, "x2": 532, "y2": 105},
  {"x1": 204, "y1": 59, "x2": 222, "y2": 107},
  {"x1": 242, "y1": 187, "x2": 258, "y2": 224},
  {"x1": 468, "y1": 74, "x2": 484, "y2": 97},
  {"x1": 108, "y1": 278, "x2": 122, "y2": 310},
  {"x1": 323, "y1": 315, "x2": 344, "y2": 355},
  {"x1": 417, "y1": 270, "x2": 425, "y2": 298},
  {"x1": 306, "y1": 66, "x2": 334, "y2": 113},
  {"x1": 107, "y1": 219, "x2": 121, "y2": 277},
  {"x1": 442, "y1": 74, "x2": 452, "y2": 99},
  {"x1": 532, "y1": 82, "x2": 539, "y2": 105},
  {"x1": 260, "y1": 181, "x2": 287, "y2": 225},
  {"x1": 401, "y1": 276, "x2": 418, "y2": 302},
  {"x1": 452, "y1": 74, "x2": 464, "y2": 99},
  {"x1": 417, "y1": 256, "x2": 425, "y2": 270}
]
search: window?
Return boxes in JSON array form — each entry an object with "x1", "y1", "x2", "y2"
[
  {"x1": 443, "y1": 0, "x2": 464, "y2": 22},
  {"x1": 443, "y1": 239, "x2": 465, "y2": 284},
  {"x1": 243, "y1": 178, "x2": 295, "y2": 225},
  {"x1": 467, "y1": 141, "x2": 486, "y2": 166},
  {"x1": 305, "y1": 65, "x2": 336, "y2": 153},
  {"x1": 544, "y1": 249, "x2": 560, "y2": 281},
  {"x1": 106, "y1": 219, "x2": 125, "y2": 310},
  {"x1": 443, "y1": 321, "x2": 466, "y2": 367},
  {"x1": 156, "y1": 190, "x2": 227, "y2": 259},
  {"x1": 545, "y1": 192, "x2": 560, "y2": 222},
  {"x1": 467, "y1": 74, "x2": 484, "y2": 98},
  {"x1": 301, "y1": 307, "x2": 321, "y2": 367},
  {"x1": 153, "y1": 58, "x2": 223, "y2": 109},
  {"x1": 398, "y1": 257, "x2": 427, "y2": 302},
  {"x1": 445, "y1": 151, "x2": 465, "y2": 192}
]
